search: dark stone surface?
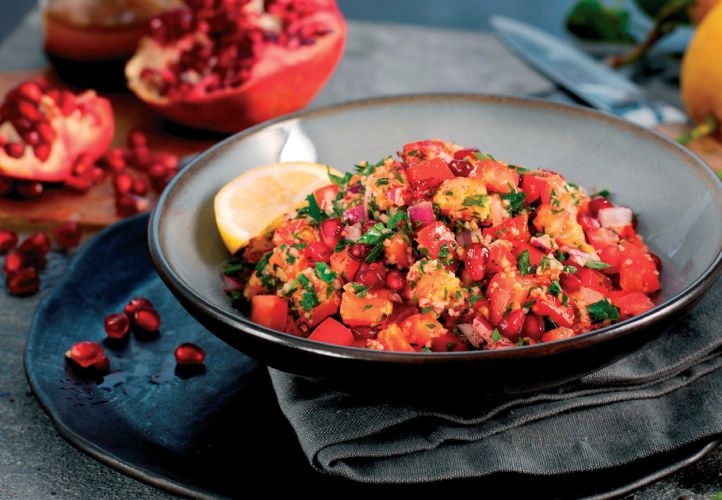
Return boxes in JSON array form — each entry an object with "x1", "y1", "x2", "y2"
[{"x1": 0, "y1": 4, "x2": 720, "y2": 500}]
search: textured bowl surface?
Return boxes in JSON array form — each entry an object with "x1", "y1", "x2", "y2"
[{"x1": 149, "y1": 93, "x2": 722, "y2": 400}]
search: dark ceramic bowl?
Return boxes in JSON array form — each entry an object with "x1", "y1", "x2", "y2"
[{"x1": 148, "y1": 94, "x2": 722, "y2": 401}]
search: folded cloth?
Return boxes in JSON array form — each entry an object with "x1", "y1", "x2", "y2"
[{"x1": 269, "y1": 278, "x2": 722, "y2": 484}]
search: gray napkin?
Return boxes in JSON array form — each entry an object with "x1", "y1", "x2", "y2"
[{"x1": 269, "y1": 278, "x2": 722, "y2": 484}]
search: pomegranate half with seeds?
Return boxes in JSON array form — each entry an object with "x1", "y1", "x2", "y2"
[
  {"x1": 0, "y1": 79, "x2": 114, "y2": 182},
  {"x1": 125, "y1": 0, "x2": 346, "y2": 133}
]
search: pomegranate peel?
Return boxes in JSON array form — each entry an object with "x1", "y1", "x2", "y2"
[{"x1": 125, "y1": 0, "x2": 347, "y2": 133}]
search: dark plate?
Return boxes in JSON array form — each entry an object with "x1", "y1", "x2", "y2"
[
  {"x1": 24, "y1": 214, "x2": 720, "y2": 499},
  {"x1": 148, "y1": 93, "x2": 722, "y2": 401}
]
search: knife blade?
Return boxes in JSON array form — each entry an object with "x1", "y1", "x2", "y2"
[{"x1": 489, "y1": 15, "x2": 688, "y2": 128}]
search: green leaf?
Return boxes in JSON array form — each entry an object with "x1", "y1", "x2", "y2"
[
  {"x1": 296, "y1": 193, "x2": 324, "y2": 223},
  {"x1": 585, "y1": 260, "x2": 612, "y2": 270},
  {"x1": 328, "y1": 168, "x2": 352, "y2": 188},
  {"x1": 501, "y1": 191, "x2": 526, "y2": 216},
  {"x1": 462, "y1": 194, "x2": 489, "y2": 207},
  {"x1": 491, "y1": 328, "x2": 502, "y2": 343},
  {"x1": 565, "y1": 0, "x2": 636, "y2": 43},
  {"x1": 357, "y1": 223, "x2": 390, "y2": 245},
  {"x1": 517, "y1": 250, "x2": 534, "y2": 276},
  {"x1": 587, "y1": 299, "x2": 620, "y2": 322}
]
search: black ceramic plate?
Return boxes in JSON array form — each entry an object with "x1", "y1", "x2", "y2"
[{"x1": 24, "y1": 214, "x2": 719, "y2": 498}]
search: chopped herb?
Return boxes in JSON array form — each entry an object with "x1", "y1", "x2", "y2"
[
  {"x1": 334, "y1": 238, "x2": 352, "y2": 252},
  {"x1": 328, "y1": 169, "x2": 352, "y2": 188},
  {"x1": 363, "y1": 304, "x2": 374, "y2": 311},
  {"x1": 375, "y1": 177, "x2": 390, "y2": 186},
  {"x1": 585, "y1": 260, "x2": 612, "y2": 270},
  {"x1": 491, "y1": 328, "x2": 502, "y2": 343},
  {"x1": 301, "y1": 290, "x2": 320, "y2": 311},
  {"x1": 314, "y1": 262, "x2": 337, "y2": 283},
  {"x1": 563, "y1": 265, "x2": 578, "y2": 274},
  {"x1": 425, "y1": 323, "x2": 437, "y2": 329},
  {"x1": 501, "y1": 190, "x2": 526, "y2": 216},
  {"x1": 351, "y1": 283, "x2": 369, "y2": 298},
  {"x1": 587, "y1": 299, "x2": 620, "y2": 322},
  {"x1": 296, "y1": 193, "x2": 324, "y2": 223},
  {"x1": 509, "y1": 164, "x2": 528, "y2": 173},
  {"x1": 421, "y1": 306, "x2": 434, "y2": 314},
  {"x1": 473, "y1": 151, "x2": 495, "y2": 161},
  {"x1": 548, "y1": 280, "x2": 563, "y2": 297},
  {"x1": 422, "y1": 346, "x2": 433, "y2": 353},
  {"x1": 365, "y1": 242, "x2": 386, "y2": 263},
  {"x1": 462, "y1": 194, "x2": 489, "y2": 207},
  {"x1": 223, "y1": 262, "x2": 246, "y2": 274},
  {"x1": 540, "y1": 255, "x2": 550, "y2": 270},
  {"x1": 285, "y1": 254, "x2": 296, "y2": 264},
  {"x1": 357, "y1": 223, "x2": 389, "y2": 245},
  {"x1": 517, "y1": 250, "x2": 533, "y2": 276},
  {"x1": 446, "y1": 342, "x2": 457, "y2": 352},
  {"x1": 523, "y1": 299, "x2": 536, "y2": 310},
  {"x1": 591, "y1": 189, "x2": 611, "y2": 198},
  {"x1": 386, "y1": 210, "x2": 409, "y2": 230}
]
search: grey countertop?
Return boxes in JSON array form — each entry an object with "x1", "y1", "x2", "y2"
[{"x1": 1, "y1": 8, "x2": 721, "y2": 500}]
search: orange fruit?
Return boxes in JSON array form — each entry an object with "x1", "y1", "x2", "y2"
[
  {"x1": 213, "y1": 161, "x2": 340, "y2": 254},
  {"x1": 680, "y1": 1, "x2": 722, "y2": 134}
]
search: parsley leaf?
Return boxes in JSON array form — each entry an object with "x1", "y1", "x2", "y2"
[
  {"x1": 296, "y1": 193, "x2": 324, "y2": 223},
  {"x1": 517, "y1": 250, "x2": 534, "y2": 276},
  {"x1": 585, "y1": 260, "x2": 612, "y2": 270},
  {"x1": 587, "y1": 299, "x2": 620, "y2": 322},
  {"x1": 462, "y1": 194, "x2": 489, "y2": 207},
  {"x1": 501, "y1": 191, "x2": 526, "y2": 216}
]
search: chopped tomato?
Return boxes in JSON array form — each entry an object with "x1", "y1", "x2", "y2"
[
  {"x1": 514, "y1": 241, "x2": 545, "y2": 266},
  {"x1": 487, "y1": 271, "x2": 530, "y2": 325},
  {"x1": 521, "y1": 171, "x2": 555, "y2": 205},
  {"x1": 576, "y1": 267, "x2": 613, "y2": 293},
  {"x1": 250, "y1": 295, "x2": 288, "y2": 331},
  {"x1": 618, "y1": 242, "x2": 661, "y2": 294},
  {"x1": 609, "y1": 291, "x2": 655, "y2": 318},
  {"x1": 541, "y1": 327, "x2": 575, "y2": 342},
  {"x1": 416, "y1": 221, "x2": 457, "y2": 260},
  {"x1": 463, "y1": 243, "x2": 489, "y2": 281},
  {"x1": 430, "y1": 332, "x2": 469, "y2": 352},
  {"x1": 313, "y1": 183, "x2": 339, "y2": 211},
  {"x1": 405, "y1": 157, "x2": 455, "y2": 188},
  {"x1": 468, "y1": 158, "x2": 520, "y2": 194},
  {"x1": 531, "y1": 297, "x2": 575, "y2": 328},
  {"x1": 482, "y1": 215, "x2": 531, "y2": 250},
  {"x1": 308, "y1": 317, "x2": 355, "y2": 346},
  {"x1": 486, "y1": 242, "x2": 517, "y2": 275}
]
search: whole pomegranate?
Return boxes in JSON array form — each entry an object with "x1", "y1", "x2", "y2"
[
  {"x1": 0, "y1": 79, "x2": 114, "y2": 183},
  {"x1": 125, "y1": 0, "x2": 347, "y2": 133}
]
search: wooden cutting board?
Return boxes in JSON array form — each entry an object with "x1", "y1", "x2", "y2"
[{"x1": 0, "y1": 69, "x2": 720, "y2": 234}]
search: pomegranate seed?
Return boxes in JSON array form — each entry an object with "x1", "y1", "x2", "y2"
[
  {"x1": 3, "y1": 249, "x2": 25, "y2": 275},
  {"x1": 560, "y1": 272, "x2": 582, "y2": 292},
  {"x1": 15, "y1": 181, "x2": 43, "y2": 199},
  {"x1": 127, "y1": 129, "x2": 148, "y2": 149},
  {"x1": 6, "y1": 267, "x2": 40, "y2": 296},
  {"x1": 356, "y1": 263, "x2": 386, "y2": 290},
  {"x1": 174, "y1": 342, "x2": 205, "y2": 365},
  {"x1": 65, "y1": 341, "x2": 109, "y2": 371},
  {"x1": 113, "y1": 172, "x2": 134, "y2": 194},
  {"x1": 152, "y1": 151, "x2": 179, "y2": 170},
  {"x1": 21, "y1": 130, "x2": 40, "y2": 146},
  {"x1": 16, "y1": 81, "x2": 43, "y2": 103},
  {"x1": 63, "y1": 174, "x2": 94, "y2": 193},
  {"x1": 131, "y1": 178, "x2": 149, "y2": 196},
  {"x1": 33, "y1": 143, "x2": 51, "y2": 162},
  {"x1": 522, "y1": 314, "x2": 545, "y2": 341},
  {"x1": 35, "y1": 120, "x2": 56, "y2": 143},
  {"x1": 498, "y1": 309, "x2": 526, "y2": 342},
  {"x1": 448, "y1": 159, "x2": 474, "y2": 177},
  {"x1": 0, "y1": 229, "x2": 18, "y2": 254},
  {"x1": 102, "y1": 148, "x2": 127, "y2": 172},
  {"x1": 104, "y1": 312, "x2": 130, "y2": 339},
  {"x1": 305, "y1": 241, "x2": 331, "y2": 262},
  {"x1": 385, "y1": 269, "x2": 406, "y2": 291},
  {"x1": 115, "y1": 193, "x2": 149, "y2": 217},
  {"x1": 15, "y1": 99, "x2": 43, "y2": 122},
  {"x1": 19, "y1": 231, "x2": 51, "y2": 256},
  {"x1": 129, "y1": 145, "x2": 151, "y2": 168},
  {"x1": 5, "y1": 142, "x2": 25, "y2": 158},
  {"x1": 124, "y1": 296, "x2": 154, "y2": 316},
  {"x1": 132, "y1": 306, "x2": 161, "y2": 331},
  {"x1": 348, "y1": 243, "x2": 370, "y2": 261},
  {"x1": 53, "y1": 221, "x2": 83, "y2": 249}
]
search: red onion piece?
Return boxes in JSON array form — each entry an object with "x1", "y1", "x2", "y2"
[
  {"x1": 407, "y1": 201, "x2": 435, "y2": 227},
  {"x1": 530, "y1": 234, "x2": 553, "y2": 252},
  {"x1": 343, "y1": 204, "x2": 367, "y2": 224},
  {"x1": 597, "y1": 206, "x2": 633, "y2": 228},
  {"x1": 455, "y1": 230, "x2": 474, "y2": 248}
]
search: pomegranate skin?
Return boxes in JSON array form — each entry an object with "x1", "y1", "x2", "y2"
[{"x1": 125, "y1": 1, "x2": 347, "y2": 133}]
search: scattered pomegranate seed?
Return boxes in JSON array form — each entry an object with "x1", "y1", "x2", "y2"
[
  {"x1": 6, "y1": 267, "x2": 39, "y2": 296},
  {"x1": 174, "y1": 342, "x2": 205, "y2": 365},
  {"x1": 385, "y1": 269, "x2": 406, "y2": 291},
  {"x1": 19, "y1": 231, "x2": 51, "y2": 256},
  {"x1": 104, "y1": 312, "x2": 130, "y2": 339},
  {"x1": 3, "y1": 249, "x2": 25, "y2": 275},
  {"x1": 65, "y1": 341, "x2": 109, "y2": 371},
  {"x1": 132, "y1": 306, "x2": 161, "y2": 331},
  {"x1": 53, "y1": 221, "x2": 83, "y2": 250},
  {"x1": 127, "y1": 129, "x2": 148, "y2": 149},
  {"x1": 124, "y1": 296, "x2": 154, "y2": 316},
  {"x1": 0, "y1": 229, "x2": 18, "y2": 254}
]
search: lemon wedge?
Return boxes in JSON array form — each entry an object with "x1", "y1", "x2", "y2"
[{"x1": 214, "y1": 161, "x2": 340, "y2": 254}]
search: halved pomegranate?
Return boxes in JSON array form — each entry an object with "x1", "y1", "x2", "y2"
[
  {"x1": 125, "y1": 0, "x2": 347, "y2": 132},
  {"x1": 0, "y1": 79, "x2": 114, "y2": 183}
]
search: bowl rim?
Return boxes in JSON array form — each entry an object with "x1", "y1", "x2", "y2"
[{"x1": 148, "y1": 92, "x2": 722, "y2": 364}]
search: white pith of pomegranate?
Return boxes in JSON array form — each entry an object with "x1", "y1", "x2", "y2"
[
  {"x1": 125, "y1": 0, "x2": 347, "y2": 133},
  {"x1": 0, "y1": 80, "x2": 114, "y2": 183}
]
